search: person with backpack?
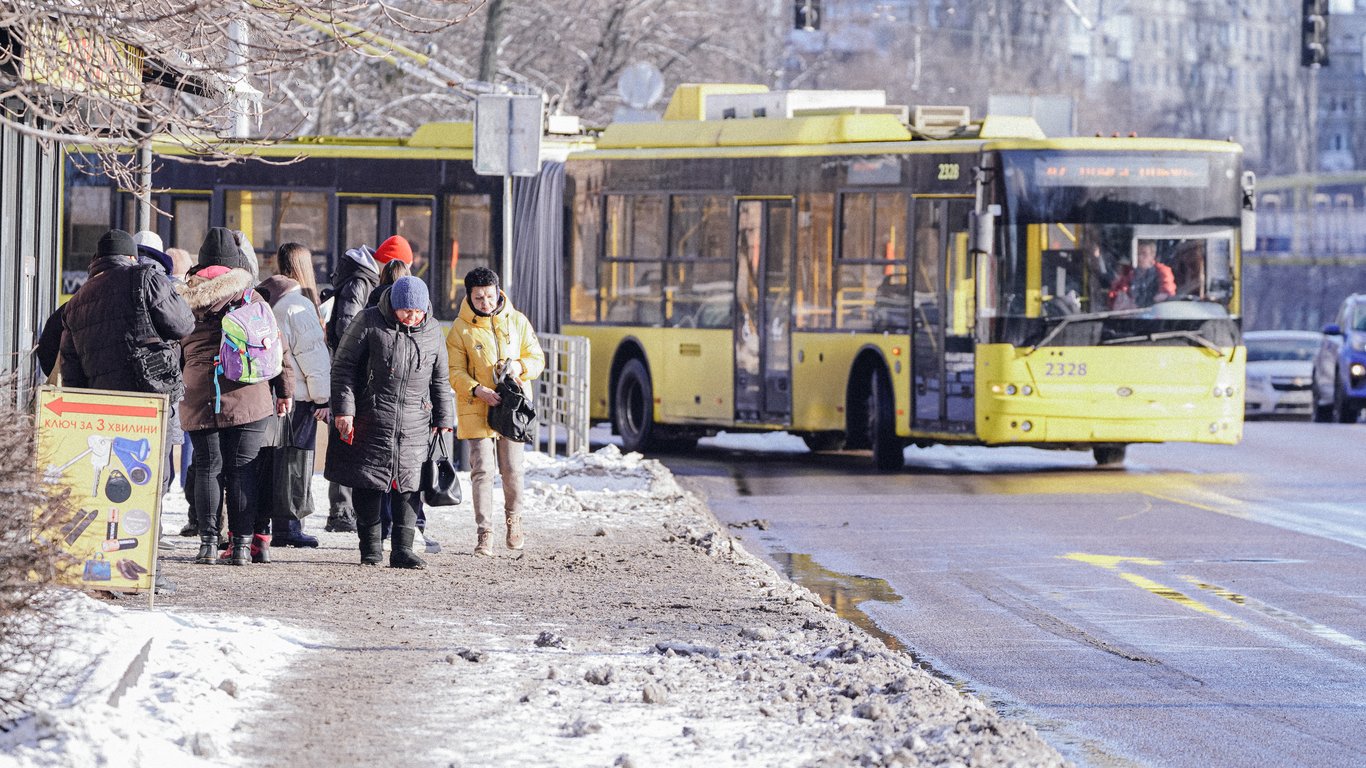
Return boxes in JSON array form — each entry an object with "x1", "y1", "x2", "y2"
[
  {"x1": 326, "y1": 276, "x2": 452, "y2": 569},
  {"x1": 179, "y1": 227, "x2": 292, "y2": 566},
  {"x1": 59, "y1": 229, "x2": 194, "y2": 400}
]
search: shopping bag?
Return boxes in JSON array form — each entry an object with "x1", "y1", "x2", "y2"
[
  {"x1": 421, "y1": 431, "x2": 462, "y2": 507},
  {"x1": 487, "y1": 374, "x2": 537, "y2": 444},
  {"x1": 272, "y1": 446, "x2": 316, "y2": 519}
]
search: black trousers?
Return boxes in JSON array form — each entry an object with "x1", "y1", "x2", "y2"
[{"x1": 189, "y1": 415, "x2": 273, "y2": 536}]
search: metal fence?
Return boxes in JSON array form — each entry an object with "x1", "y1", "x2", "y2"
[{"x1": 533, "y1": 332, "x2": 590, "y2": 457}]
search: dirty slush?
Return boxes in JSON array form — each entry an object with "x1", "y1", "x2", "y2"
[{"x1": 157, "y1": 448, "x2": 1064, "y2": 767}]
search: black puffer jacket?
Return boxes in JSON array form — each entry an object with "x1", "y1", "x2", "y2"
[
  {"x1": 324, "y1": 291, "x2": 453, "y2": 492},
  {"x1": 325, "y1": 247, "x2": 379, "y2": 351},
  {"x1": 60, "y1": 255, "x2": 194, "y2": 392}
]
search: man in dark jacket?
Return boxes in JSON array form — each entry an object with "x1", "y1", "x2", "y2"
[
  {"x1": 60, "y1": 229, "x2": 195, "y2": 394},
  {"x1": 59, "y1": 229, "x2": 195, "y2": 593},
  {"x1": 325, "y1": 244, "x2": 381, "y2": 351}
]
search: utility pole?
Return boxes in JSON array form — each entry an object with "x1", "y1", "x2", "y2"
[{"x1": 478, "y1": 0, "x2": 507, "y2": 83}]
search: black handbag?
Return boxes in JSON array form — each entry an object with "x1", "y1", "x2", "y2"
[
  {"x1": 487, "y1": 374, "x2": 537, "y2": 443},
  {"x1": 421, "y1": 431, "x2": 463, "y2": 507}
]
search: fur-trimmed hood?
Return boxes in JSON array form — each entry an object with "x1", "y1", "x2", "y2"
[{"x1": 180, "y1": 267, "x2": 254, "y2": 314}]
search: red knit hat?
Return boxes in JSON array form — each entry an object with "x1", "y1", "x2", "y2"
[{"x1": 374, "y1": 235, "x2": 414, "y2": 266}]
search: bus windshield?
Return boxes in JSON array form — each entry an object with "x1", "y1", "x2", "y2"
[{"x1": 989, "y1": 150, "x2": 1242, "y2": 349}]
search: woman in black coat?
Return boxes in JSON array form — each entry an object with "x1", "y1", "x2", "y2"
[{"x1": 325, "y1": 276, "x2": 453, "y2": 568}]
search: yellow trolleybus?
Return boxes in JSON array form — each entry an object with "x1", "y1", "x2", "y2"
[{"x1": 563, "y1": 85, "x2": 1254, "y2": 469}]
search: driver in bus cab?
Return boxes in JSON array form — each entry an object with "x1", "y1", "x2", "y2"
[{"x1": 1091, "y1": 240, "x2": 1175, "y2": 310}]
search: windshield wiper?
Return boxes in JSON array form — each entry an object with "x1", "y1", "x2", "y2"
[
  {"x1": 1026, "y1": 307, "x2": 1149, "y2": 354},
  {"x1": 1100, "y1": 329, "x2": 1226, "y2": 355}
]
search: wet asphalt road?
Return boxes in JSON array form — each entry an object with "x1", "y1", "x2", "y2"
[{"x1": 657, "y1": 422, "x2": 1366, "y2": 768}]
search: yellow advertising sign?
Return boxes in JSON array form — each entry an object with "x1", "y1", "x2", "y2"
[
  {"x1": 35, "y1": 387, "x2": 167, "y2": 596},
  {"x1": 19, "y1": 20, "x2": 144, "y2": 100}
]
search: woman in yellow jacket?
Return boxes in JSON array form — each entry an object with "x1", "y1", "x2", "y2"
[{"x1": 446, "y1": 267, "x2": 545, "y2": 556}]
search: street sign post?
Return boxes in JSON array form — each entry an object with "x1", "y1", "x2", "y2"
[{"x1": 475, "y1": 94, "x2": 543, "y2": 283}]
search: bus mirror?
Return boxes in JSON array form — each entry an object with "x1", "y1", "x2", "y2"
[
  {"x1": 1241, "y1": 208, "x2": 1257, "y2": 252},
  {"x1": 970, "y1": 210, "x2": 996, "y2": 255}
]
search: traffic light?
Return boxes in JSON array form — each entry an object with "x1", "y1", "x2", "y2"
[
  {"x1": 1302, "y1": 0, "x2": 1329, "y2": 67},
  {"x1": 794, "y1": 0, "x2": 821, "y2": 31}
]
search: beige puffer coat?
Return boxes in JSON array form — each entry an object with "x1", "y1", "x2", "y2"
[{"x1": 446, "y1": 292, "x2": 545, "y2": 440}]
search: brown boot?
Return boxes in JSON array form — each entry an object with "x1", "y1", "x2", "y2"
[
  {"x1": 474, "y1": 528, "x2": 493, "y2": 557},
  {"x1": 505, "y1": 513, "x2": 524, "y2": 550}
]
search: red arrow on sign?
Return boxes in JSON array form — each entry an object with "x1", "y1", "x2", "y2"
[{"x1": 44, "y1": 397, "x2": 158, "y2": 418}]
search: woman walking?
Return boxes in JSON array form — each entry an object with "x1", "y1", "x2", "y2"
[
  {"x1": 326, "y1": 276, "x2": 453, "y2": 568},
  {"x1": 446, "y1": 267, "x2": 544, "y2": 556},
  {"x1": 180, "y1": 227, "x2": 292, "y2": 566}
]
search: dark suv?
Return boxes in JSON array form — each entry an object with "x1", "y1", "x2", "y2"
[{"x1": 1312, "y1": 293, "x2": 1366, "y2": 422}]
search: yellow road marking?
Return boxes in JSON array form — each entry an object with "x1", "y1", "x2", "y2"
[
  {"x1": 1183, "y1": 577, "x2": 1366, "y2": 653},
  {"x1": 1061, "y1": 553, "x2": 1162, "y2": 570},
  {"x1": 1063, "y1": 552, "x2": 1241, "y2": 624},
  {"x1": 1118, "y1": 573, "x2": 1239, "y2": 622}
]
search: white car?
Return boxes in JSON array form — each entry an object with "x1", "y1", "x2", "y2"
[{"x1": 1244, "y1": 330, "x2": 1321, "y2": 419}]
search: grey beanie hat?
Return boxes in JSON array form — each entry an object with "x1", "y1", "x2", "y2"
[{"x1": 198, "y1": 227, "x2": 252, "y2": 272}]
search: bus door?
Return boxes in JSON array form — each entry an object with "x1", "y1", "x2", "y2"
[
  {"x1": 339, "y1": 195, "x2": 435, "y2": 280},
  {"x1": 734, "y1": 199, "x2": 794, "y2": 424},
  {"x1": 912, "y1": 197, "x2": 975, "y2": 431}
]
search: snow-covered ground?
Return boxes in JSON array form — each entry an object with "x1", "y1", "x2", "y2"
[
  {"x1": 0, "y1": 593, "x2": 313, "y2": 767},
  {"x1": 0, "y1": 446, "x2": 687, "y2": 767}
]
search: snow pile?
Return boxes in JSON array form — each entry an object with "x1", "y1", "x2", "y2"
[
  {"x1": 0, "y1": 592, "x2": 314, "y2": 768},
  {"x1": 521, "y1": 445, "x2": 690, "y2": 530}
]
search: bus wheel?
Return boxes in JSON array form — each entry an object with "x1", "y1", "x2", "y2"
[
  {"x1": 801, "y1": 431, "x2": 846, "y2": 452},
  {"x1": 1093, "y1": 444, "x2": 1127, "y2": 467},
  {"x1": 868, "y1": 370, "x2": 904, "y2": 472},
  {"x1": 614, "y1": 358, "x2": 655, "y2": 452}
]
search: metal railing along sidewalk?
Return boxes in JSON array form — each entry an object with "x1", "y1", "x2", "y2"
[{"x1": 532, "y1": 333, "x2": 589, "y2": 457}]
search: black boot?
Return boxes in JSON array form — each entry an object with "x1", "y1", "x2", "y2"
[
  {"x1": 227, "y1": 534, "x2": 251, "y2": 566},
  {"x1": 390, "y1": 525, "x2": 426, "y2": 569},
  {"x1": 196, "y1": 535, "x2": 218, "y2": 564},
  {"x1": 358, "y1": 527, "x2": 383, "y2": 566}
]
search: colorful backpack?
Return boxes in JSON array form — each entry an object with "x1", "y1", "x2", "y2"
[{"x1": 213, "y1": 290, "x2": 283, "y2": 412}]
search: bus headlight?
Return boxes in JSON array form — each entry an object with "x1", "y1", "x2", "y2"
[
  {"x1": 1020, "y1": 420, "x2": 1033, "y2": 432},
  {"x1": 1022, "y1": 385, "x2": 1033, "y2": 396},
  {"x1": 1005, "y1": 384, "x2": 1017, "y2": 396},
  {"x1": 1212, "y1": 386, "x2": 1224, "y2": 397}
]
